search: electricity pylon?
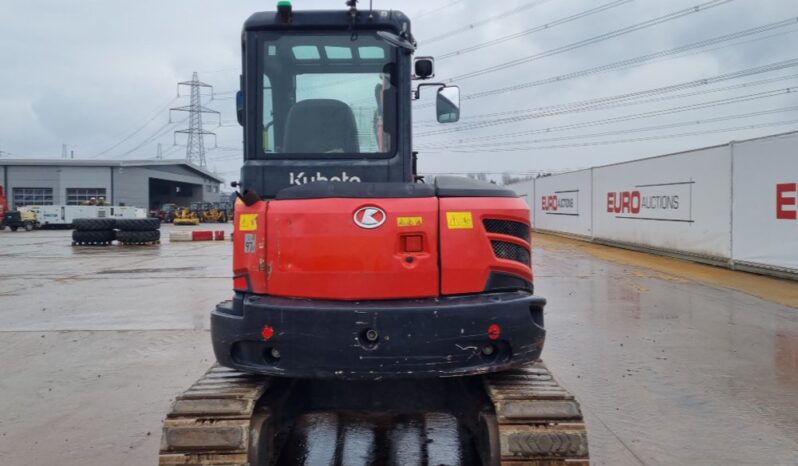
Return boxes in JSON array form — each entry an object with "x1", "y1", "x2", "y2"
[{"x1": 170, "y1": 72, "x2": 220, "y2": 167}]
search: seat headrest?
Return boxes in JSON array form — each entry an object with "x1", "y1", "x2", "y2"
[{"x1": 283, "y1": 99, "x2": 360, "y2": 153}]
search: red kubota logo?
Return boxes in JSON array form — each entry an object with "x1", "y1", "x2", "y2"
[{"x1": 353, "y1": 206, "x2": 387, "y2": 229}]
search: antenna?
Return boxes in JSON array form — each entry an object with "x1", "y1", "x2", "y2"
[{"x1": 347, "y1": 0, "x2": 358, "y2": 17}]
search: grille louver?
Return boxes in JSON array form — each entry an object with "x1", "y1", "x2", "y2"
[
  {"x1": 491, "y1": 240, "x2": 531, "y2": 265},
  {"x1": 483, "y1": 219, "x2": 530, "y2": 242}
]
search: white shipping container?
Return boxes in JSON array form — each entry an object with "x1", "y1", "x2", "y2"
[
  {"x1": 533, "y1": 169, "x2": 593, "y2": 238},
  {"x1": 731, "y1": 132, "x2": 798, "y2": 273},
  {"x1": 33, "y1": 205, "x2": 146, "y2": 226},
  {"x1": 507, "y1": 179, "x2": 535, "y2": 228},
  {"x1": 591, "y1": 145, "x2": 732, "y2": 260}
]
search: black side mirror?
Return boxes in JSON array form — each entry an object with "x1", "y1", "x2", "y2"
[
  {"x1": 414, "y1": 57, "x2": 435, "y2": 80},
  {"x1": 436, "y1": 86, "x2": 460, "y2": 123},
  {"x1": 236, "y1": 90, "x2": 245, "y2": 126}
]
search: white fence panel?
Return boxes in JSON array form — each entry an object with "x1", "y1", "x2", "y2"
[
  {"x1": 732, "y1": 132, "x2": 798, "y2": 272},
  {"x1": 533, "y1": 169, "x2": 592, "y2": 237},
  {"x1": 592, "y1": 146, "x2": 732, "y2": 259},
  {"x1": 507, "y1": 179, "x2": 535, "y2": 227}
]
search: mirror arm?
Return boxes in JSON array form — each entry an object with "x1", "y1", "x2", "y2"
[{"x1": 413, "y1": 82, "x2": 446, "y2": 100}]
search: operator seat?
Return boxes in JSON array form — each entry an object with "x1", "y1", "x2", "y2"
[{"x1": 283, "y1": 99, "x2": 360, "y2": 153}]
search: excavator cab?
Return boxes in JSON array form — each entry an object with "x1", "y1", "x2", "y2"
[
  {"x1": 234, "y1": 2, "x2": 460, "y2": 195},
  {"x1": 213, "y1": 1, "x2": 545, "y2": 379}
]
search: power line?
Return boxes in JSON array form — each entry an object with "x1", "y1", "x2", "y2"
[
  {"x1": 416, "y1": 68, "x2": 798, "y2": 137},
  {"x1": 90, "y1": 95, "x2": 178, "y2": 158},
  {"x1": 421, "y1": 170, "x2": 579, "y2": 175},
  {"x1": 417, "y1": 86, "x2": 798, "y2": 141},
  {"x1": 119, "y1": 116, "x2": 188, "y2": 157},
  {"x1": 446, "y1": 119, "x2": 798, "y2": 153},
  {"x1": 422, "y1": 0, "x2": 556, "y2": 45},
  {"x1": 437, "y1": 0, "x2": 632, "y2": 60},
  {"x1": 417, "y1": 105, "x2": 798, "y2": 150},
  {"x1": 415, "y1": 58, "x2": 798, "y2": 129},
  {"x1": 447, "y1": 0, "x2": 735, "y2": 81},
  {"x1": 415, "y1": 18, "x2": 798, "y2": 107},
  {"x1": 414, "y1": 0, "x2": 468, "y2": 20}
]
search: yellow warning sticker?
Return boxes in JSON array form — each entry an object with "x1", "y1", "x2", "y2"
[
  {"x1": 239, "y1": 213, "x2": 258, "y2": 231},
  {"x1": 397, "y1": 216, "x2": 423, "y2": 227},
  {"x1": 446, "y1": 211, "x2": 473, "y2": 229}
]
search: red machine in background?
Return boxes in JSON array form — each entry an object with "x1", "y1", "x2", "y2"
[{"x1": 0, "y1": 186, "x2": 7, "y2": 222}]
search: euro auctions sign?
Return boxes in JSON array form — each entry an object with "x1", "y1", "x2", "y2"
[
  {"x1": 732, "y1": 132, "x2": 798, "y2": 272},
  {"x1": 776, "y1": 182, "x2": 797, "y2": 220},
  {"x1": 606, "y1": 181, "x2": 693, "y2": 222},
  {"x1": 541, "y1": 190, "x2": 579, "y2": 216}
]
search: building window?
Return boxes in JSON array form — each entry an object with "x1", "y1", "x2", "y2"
[
  {"x1": 66, "y1": 188, "x2": 107, "y2": 205},
  {"x1": 13, "y1": 187, "x2": 54, "y2": 208}
]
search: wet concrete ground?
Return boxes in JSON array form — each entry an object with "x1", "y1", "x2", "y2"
[
  {"x1": 0, "y1": 226, "x2": 796, "y2": 465},
  {"x1": 534, "y1": 234, "x2": 798, "y2": 465}
]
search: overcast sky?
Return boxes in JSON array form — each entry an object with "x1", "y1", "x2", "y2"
[{"x1": 1, "y1": 0, "x2": 796, "y2": 183}]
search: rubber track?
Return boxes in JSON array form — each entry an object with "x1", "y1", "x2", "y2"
[
  {"x1": 159, "y1": 361, "x2": 589, "y2": 465},
  {"x1": 159, "y1": 365, "x2": 269, "y2": 466},
  {"x1": 485, "y1": 360, "x2": 589, "y2": 465}
]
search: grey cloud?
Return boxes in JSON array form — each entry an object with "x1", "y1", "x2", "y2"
[{"x1": 1, "y1": 0, "x2": 797, "y2": 183}]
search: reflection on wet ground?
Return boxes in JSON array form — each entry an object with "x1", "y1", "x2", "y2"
[
  {"x1": 535, "y1": 234, "x2": 798, "y2": 465},
  {"x1": 277, "y1": 411, "x2": 476, "y2": 466},
  {"x1": 1, "y1": 228, "x2": 797, "y2": 465}
]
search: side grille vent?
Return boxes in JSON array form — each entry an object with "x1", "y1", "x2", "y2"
[
  {"x1": 491, "y1": 240, "x2": 531, "y2": 265},
  {"x1": 483, "y1": 219, "x2": 530, "y2": 242}
]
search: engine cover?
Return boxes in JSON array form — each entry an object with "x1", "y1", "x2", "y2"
[{"x1": 265, "y1": 197, "x2": 439, "y2": 300}]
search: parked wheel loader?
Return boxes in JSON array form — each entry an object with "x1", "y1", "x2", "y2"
[
  {"x1": 160, "y1": 2, "x2": 589, "y2": 464},
  {"x1": 201, "y1": 203, "x2": 229, "y2": 223},
  {"x1": 173, "y1": 207, "x2": 200, "y2": 226}
]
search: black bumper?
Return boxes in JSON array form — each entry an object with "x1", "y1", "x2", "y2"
[{"x1": 211, "y1": 292, "x2": 546, "y2": 379}]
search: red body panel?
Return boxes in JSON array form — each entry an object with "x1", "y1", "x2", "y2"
[
  {"x1": 232, "y1": 195, "x2": 533, "y2": 300},
  {"x1": 265, "y1": 198, "x2": 439, "y2": 300},
  {"x1": 439, "y1": 197, "x2": 532, "y2": 295},
  {"x1": 0, "y1": 186, "x2": 7, "y2": 218},
  {"x1": 232, "y1": 199, "x2": 269, "y2": 294}
]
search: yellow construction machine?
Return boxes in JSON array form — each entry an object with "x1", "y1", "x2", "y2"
[
  {"x1": 200, "y1": 203, "x2": 228, "y2": 223},
  {"x1": 173, "y1": 207, "x2": 200, "y2": 226}
]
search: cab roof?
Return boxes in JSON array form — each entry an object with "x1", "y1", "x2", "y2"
[{"x1": 244, "y1": 9, "x2": 411, "y2": 35}]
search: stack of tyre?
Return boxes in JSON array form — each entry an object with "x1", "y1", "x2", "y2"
[
  {"x1": 71, "y1": 218, "x2": 161, "y2": 246},
  {"x1": 115, "y1": 218, "x2": 161, "y2": 245},
  {"x1": 72, "y1": 218, "x2": 116, "y2": 246}
]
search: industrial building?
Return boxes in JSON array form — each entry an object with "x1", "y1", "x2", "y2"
[{"x1": 0, "y1": 159, "x2": 224, "y2": 210}]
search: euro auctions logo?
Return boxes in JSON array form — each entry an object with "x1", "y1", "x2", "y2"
[
  {"x1": 541, "y1": 190, "x2": 579, "y2": 216},
  {"x1": 607, "y1": 191, "x2": 642, "y2": 214},
  {"x1": 776, "y1": 183, "x2": 797, "y2": 219},
  {"x1": 606, "y1": 181, "x2": 693, "y2": 223}
]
